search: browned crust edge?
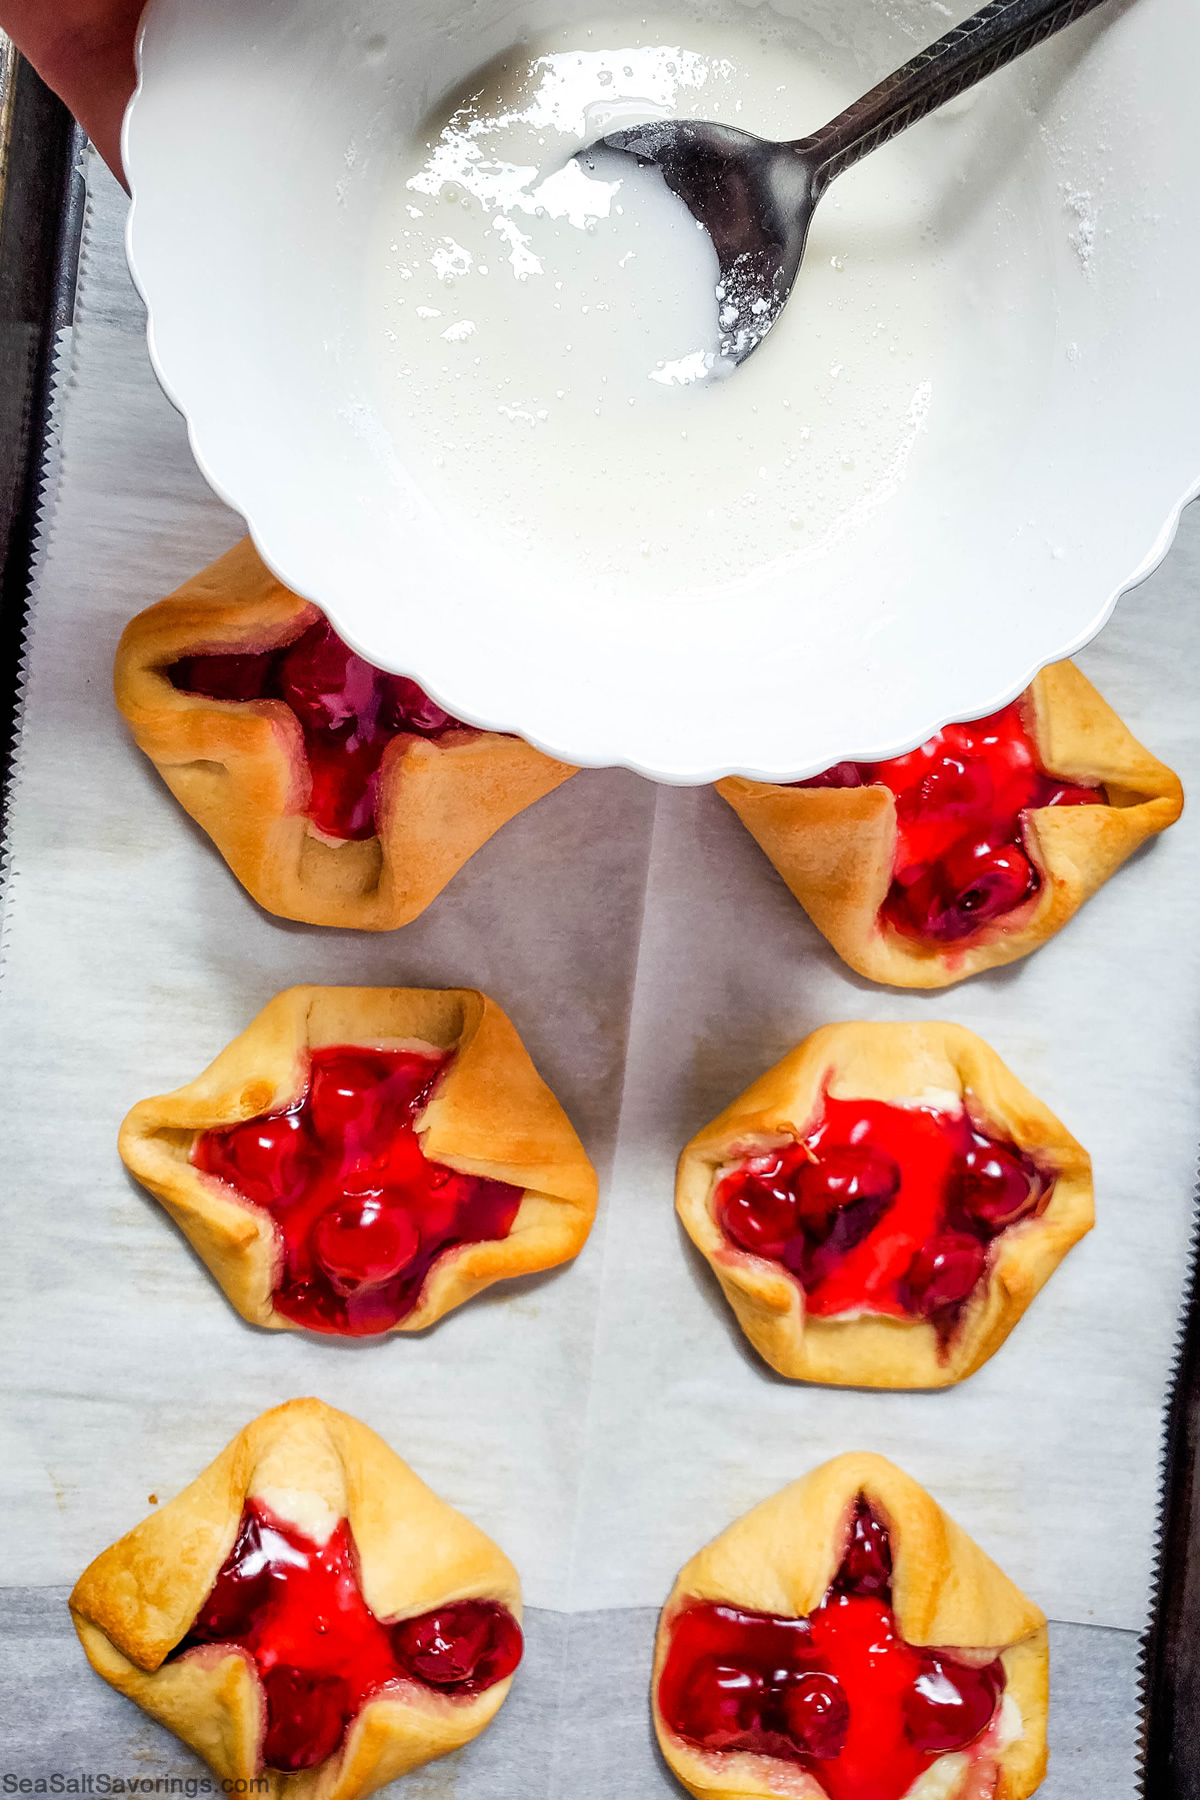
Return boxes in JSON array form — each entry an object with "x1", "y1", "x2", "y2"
[
  {"x1": 113, "y1": 539, "x2": 579, "y2": 930},
  {"x1": 676, "y1": 1021, "x2": 1093, "y2": 1389},
  {"x1": 716, "y1": 660, "x2": 1183, "y2": 989},
  {"x1": 69, "y1": 1398, "x2": 523, "y2": 1800},
  {"x1": 651, "y1": 1452, "x2": 1048, "y2": 1800},
  {"x1": 118, "y1": 987, "x2": 599, "y2": 1334}
]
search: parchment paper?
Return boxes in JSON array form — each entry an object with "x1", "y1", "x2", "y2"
[{"x1": 2, "y1": 153, "x2": 1194, "y2": 1793}]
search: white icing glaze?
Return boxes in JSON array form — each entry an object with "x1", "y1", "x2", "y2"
[
  {"x1": 895, "y1": 1088, "x2": 965, "y2": 1115},
  {"x1": 370, "y1": 10, "x2": 949, "y2": 598},
  {"x1": 904, "y1": 1755, "x2": 970, "y2": 1800},
  {"x1": 994, "y1": 1689, "x2": 1024, "y2": 1751},
  {"x1": 250, "y1": 1484, "x2": 341, "y2": 1546}
]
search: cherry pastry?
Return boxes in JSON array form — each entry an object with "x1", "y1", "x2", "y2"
[
  {"x1": 677, "y1": 1021, "x2": 1092, "y2": 1388},
  {"x1": 654, "y1": 1451, "x2": 1048, "y2": 1800},
  {"x1": 717, "y1": 661, "x2": 1182, "y2": 987},
  {"x1": 119, "y1": 986, "x2": 598, "y2": 1336},
  {"x1": 113, "y1": 538, "x2": 577, "y2": 928},
  {"x1": 71, "y1": 1399, "x2": 523, "y2": 1799}
]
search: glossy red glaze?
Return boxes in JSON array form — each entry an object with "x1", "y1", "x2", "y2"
[
  {"x1": 798, "y1": 701, "x2": 1105, "y2": 942},
  {"x1": 170, "y1": 616, "x2": 464, "y2": 841},
  {"x1": 174, "y1": 1500, "x2": 521, "y2": 1772},
  {"x1": 716, "y1": 1096, "x2": 1049, "y2": 1331},
  {"x1": 658, "y1": 1500, "x2": 1003, "y2": 1800},
  {"x1": 193, "y1": 1045, "x2": 522, "y2": 1336}
]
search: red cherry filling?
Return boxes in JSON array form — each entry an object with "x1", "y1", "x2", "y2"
[
  {"x1": 173, "y1": 1500, "x2": 521, "y2": 1773},
  {"x1": 658, "y1": 1500, "x2": 1005, "y2": 1800},
  {"x1": 905, "y1": 1233, "x2": 988, "y2": 1313},
  {"x1": 392, "y1": 1606, "x2": 524, "y2": 1689},
  {"x1": 716, "y1": 1096, "x2": 1050, "y2": 1339},
  {"x1": 192, "y1": 1045, "x2": 522, "y2": 1336},
  {"x1": 170, "y1": 615, "x2": 464, "y2": 842},
  {"x1": 904, "y1": 1655, "x2": 1005, "y2": 1755},
  {"x1": 951, "y1": 1136, "x2": 1041, "y2": 1228},
  {"x1": 781, "y1": 1671, "x2": 850, "y2": 1758},
  {"x1": 797, "y1": 701, "x2": 1106, "y2": 943},
  {"x1": 834, "y1": 1500, "x2": 892, "y2": 1597},
  {"x1": 312, "y1": 1203, "x2": 422, "y2": 1296}
]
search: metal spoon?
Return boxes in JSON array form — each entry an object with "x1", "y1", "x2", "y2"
[{"x1": 587, "y1": 0, "x2": 1116, "y2": 369}]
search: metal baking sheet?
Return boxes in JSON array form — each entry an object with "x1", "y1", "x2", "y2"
[{"x1": 3, "y1": 149, "x2": 1198, "y2": 1796}]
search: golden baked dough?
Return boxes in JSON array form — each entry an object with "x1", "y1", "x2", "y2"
[
  {"x1": 653, "y1": 1451, "x2": 1048, "y2": 1800},
  {"x1": 113, "y1": 539, "x2": 578, "y2": 929},
  {"x1": 119, "y1": 986, "x2": 598, "y2": 1333},
  {"x1": 676, "y1": 1021, "x2": 1092, "y2": 1388},
  {"x1": 717, "y1": 661, "x2": 1182, "y2": 988},
  {"x1": 71, "y1": 1398, "x2": 522, "y2": 1800}
]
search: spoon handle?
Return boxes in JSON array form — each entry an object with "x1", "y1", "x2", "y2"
[{"x1": 802, "y1": 0, "x2": 1113, "y2": 196}]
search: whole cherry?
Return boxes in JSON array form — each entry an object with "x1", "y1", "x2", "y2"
[
  {"x1": 952, "y1": 1133, "x2": 1039, "y2": 1228},
  {"x1": 312, "y1": 1198, "x2": 420, "y2": 1294},
  {"x1": 674, "y1": 1657, "x2": 767, "y2": 1747},
  {"x1": 308, "y1": 1052, "x2": 398, "y2": 1157},
  {"x1": 929, "y1": 841, "x2": 1039, "y2": 939},
  {"x1": 903, "y1": 1654, "x2": 1003, "y2": 1754},
  {"x1": 906, "y1": 1233, "x2": 987, "y2": 1316},
  {"x1": 719, "y1": 1156, "x2": 802, "y2": 1256},
  {"x1": 201, "y1": 1109, "x2": 311, "y2": 1211},
  {"x1": 261, "y1": 1664, "x2": 352, "y2": 1771},
  {"x1": 793, "y1": 1145, "x2": 900, "y2": 1229},
  {"x1": 780, "y1": 1669, "x2": 850, "y2": 1760},
  {"x1": 393, "y1": 1601, "x2": 523, "y2": 1692}
]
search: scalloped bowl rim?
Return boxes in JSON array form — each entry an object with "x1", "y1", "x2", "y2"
[{"x1": 121, "y1": 0, "x2": 1200, "y2": 784}]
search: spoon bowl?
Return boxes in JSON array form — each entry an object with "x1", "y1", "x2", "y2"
[
  {"x1": 594, "y1": 121, "x2": 816, "y2": 366},
  {"x1": 595, "y1": 0, "x2": 1117, "y2": 369}
]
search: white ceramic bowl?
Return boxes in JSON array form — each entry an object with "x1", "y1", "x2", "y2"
[{"x1": 124, "y1": 0, "x2": 1200, "y2": 782}]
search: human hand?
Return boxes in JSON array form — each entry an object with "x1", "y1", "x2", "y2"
[{"x1": 0, "y1": 0, "x2": 145, "y2": 182}]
